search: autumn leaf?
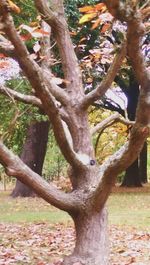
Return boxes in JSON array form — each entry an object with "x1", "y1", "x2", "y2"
[
  {"x1": 31, "y1": 28, "x2": 50, "y2": 38},
  {"x1": 70, "y1": 31, "x2": 77, "y2": 36},
  {"x1": 0, "y1": 61, "x2": 10, "y2": 69},
  {"x1": 19, "y1": 25, "x2": 50, "y2": 40},
  {"x1": 79, "y1": 13, "x2": 97, "y2": 24},
  {"x1": 101, "y1": 22, "x2": 111, "y2": 33},
  {"x1": 20, "y1": 34, "x2": 32, "y2": 41},
  {"x1": 79, "y1": 3, "x2": 106, "y2": 13},
  {"x1": 91, "y1": 18, "x2": 102, "y2": 30},
  {"x1": 79, "y1": 5, "x2": 95, "y2": 13},
  {"x1": 0, "y1": 53, "x2": 6, "y2": 58},
  {"x1": 94, "y1": 3, "x2": 107, "y2": 12},
  {"x1": 8, "y1": 0, "x2": 21, "y2": 14}
]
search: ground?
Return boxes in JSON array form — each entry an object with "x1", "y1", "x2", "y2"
[{"x1": 0, "y1": 185, "x2": 149, "y2": 265}]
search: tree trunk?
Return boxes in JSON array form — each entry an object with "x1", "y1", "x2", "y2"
[
  {"x1": 121, "y1": 78, "x2": 143, "y2": 187},
  {"x1": 121, "y1": 159, "x2": 142, "y2": 187},
  {"x1": 63, "y1": 207, "x2": 109, "y2": 265},
  {"x1": 139, "y1": 141, "x2": 147, "y2": 183},
  {"x1": 11, "y1": 120, "x2": 50, "y2": 197}
]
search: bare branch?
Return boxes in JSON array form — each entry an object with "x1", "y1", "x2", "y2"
[
  {"x1": 81, "y1": 42, "x2": 126, "y2": 109},
  {"x1": 0, "y1": 84, "x2": 43, "y2": 108},
  {"x1": 91, "y1": 113, "x2": 134, "y2": 135},
  {"x1": 34, "y1": 0, "x2": 84, "y2": 99},
  {"x1": 0, "y1": 141, "x2": 83, "y2": 212}
]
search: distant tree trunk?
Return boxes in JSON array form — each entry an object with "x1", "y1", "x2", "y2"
[
  {"x1": 139, "y1": 141, "x2": 148, "y2": 183},
  {"x1": 11, "y1": 120, "x2": 50, "y2": 197},
  {"x1": 121, "y1": 159, "x2": 142, "y2": 187},
  {"x1": 121, "y1": 78, "x2": 143, "y2": 187}
]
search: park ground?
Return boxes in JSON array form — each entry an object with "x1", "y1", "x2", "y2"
[{"x1": 0, "y1": 185, "x2": 150, "y2": 265}]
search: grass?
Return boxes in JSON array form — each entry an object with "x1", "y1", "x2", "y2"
[
  {"x1": 108, "y1": 189, "x2": 150, "y2": 228},
  {"x1": 0, "y1": 184, "x2": 150, "y2": 228},
  {"x1": 0, "y1": 192, "x2": 70, "y2": 223}
]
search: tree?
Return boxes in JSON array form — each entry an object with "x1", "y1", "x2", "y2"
[
  {"x1": 11, "y1": 120, "x2": 50, "y2": 197},
  {"x1": 0, "y1": 1, "x2": 149, "y2": 264}
]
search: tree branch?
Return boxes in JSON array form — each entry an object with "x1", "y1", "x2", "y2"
[
  {"x1": 0, "y1": 141, "x2": 83, "y2": 212},
  {"x1": 91, "y1": 113, "x2": 134, "y2": 135},
  {"x1": 0, "y1": 84, "x2": 43, "y2": 108},
  {"x1": 81, "y1": 42, "x2": 126, "y2": 109},
  {"x1": 34, "y1": 0, "x2": 84, "y2": 99}
]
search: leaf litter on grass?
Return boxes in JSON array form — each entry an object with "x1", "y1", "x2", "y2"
[{"x1": 0, "y1": 222, "x2": 150, "y2": 265}]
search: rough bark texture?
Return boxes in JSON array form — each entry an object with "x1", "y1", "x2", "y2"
[
  {"x1": 64, "y1": 207, "x2": 109, "y2": 265},
  {"x1": 11, "y1": 120, "x2": 50, "y2": 197}
]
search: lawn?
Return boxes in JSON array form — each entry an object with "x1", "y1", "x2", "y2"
[
  {"x1": 0, "y1": 185, "x2": 150, "y2": 264},
  {"x1": 0, "y1": 186, "x2": 149, "y2": 228}
]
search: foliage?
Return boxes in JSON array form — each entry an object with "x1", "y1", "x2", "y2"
[
  {"x1": 0, "y1": 77, "x2": 47, "y2": 154},
  {"x1": 43, "y1": 131, "x2": 68, "y2": 180},
  {"x1": 89, "y1": 108, "x2": 127, "y2": 163}
]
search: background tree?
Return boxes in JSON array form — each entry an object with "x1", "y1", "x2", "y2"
[
  {"x1": 77, "y1": 1, "x2": 149, "y2": 187},
  {"x1": 11, "y1": 120, "x2": 50, "y2": 197},
  {"x1": 0, "y1": 1, "x2": 149, "y2": 264}
]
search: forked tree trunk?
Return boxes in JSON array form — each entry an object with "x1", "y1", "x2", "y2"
[
  {"x1": 11, "y1": 120, "x2": 50, "y2": 197},
  {"x1": 64, "y1": 207, "x2": 109, "y2": 265}
]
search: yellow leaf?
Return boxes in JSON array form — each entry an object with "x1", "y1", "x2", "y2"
[
  {"x1": 79, "y1": 13, "x2": 97, "y2": 24},
  {"x1": 8, "y1": 0, "x2": 21, "y2": 14}
]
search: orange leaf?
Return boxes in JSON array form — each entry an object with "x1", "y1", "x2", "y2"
[
  {"x1": 20, "y1": 34, "x2": 32, "y2": 41},
  {"x1": 91, "y1": 18, "x2": 102, "y2": 30},
  {"x1": 70, "y1": 31, "x2": 77, "y2": 36},
  {"x1": 94, "y1": 3, "x2": 107, "y2": 12},
  {"x1": 0, "y1": 53, "x2": 6, "y2": 58},
  {"x1": 31, "y1": 29, "x2": 50, "y2": 38},
  {"x1": 8, "y1": 0, "x2": 21, "y2": 14},
  {"x1": 79, "y1": 5, "x2": 95, "y2": 13},
  {"x1": 101, "y1": 22, "x2": 111, "y2": 33},
  {"x1": 0, "y1": 61, "x2": 10, "y2": 69}
]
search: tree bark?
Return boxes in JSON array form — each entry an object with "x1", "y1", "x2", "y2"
[
  {"x1": 11, "y1": 120, "x2": 50, "y2": 197},
  {"x1": 63, "y1": 207, "x2": 109, "y2": 265},
  {"x1": 139, "y1": 141, "x2": 147, "y2": 183}
]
